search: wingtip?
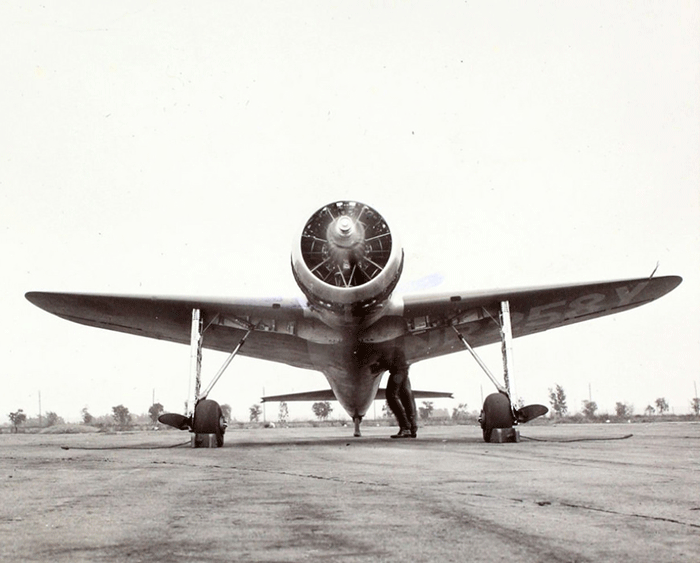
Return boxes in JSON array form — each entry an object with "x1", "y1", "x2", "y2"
[
  {"x1": 25, "y1": 291, "x2": 43, "y2": 305},
  {"x1": 651, "y1": 275, "x2": 683, "y2": 299},
  {"x1": 25, "y1": 291, "x2": 64, "y2": 314}
]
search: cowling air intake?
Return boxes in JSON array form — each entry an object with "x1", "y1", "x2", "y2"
[{"x1": 292, "y1": 201, "x2": 404, "y2": 322}]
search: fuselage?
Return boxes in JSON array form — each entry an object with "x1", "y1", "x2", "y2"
[
  {"x1": 305, "y1": 320, "x2": 409, "y2": 419},
  {"x1": 291, "y1": 201, "x2": 407, "y2": 420}
]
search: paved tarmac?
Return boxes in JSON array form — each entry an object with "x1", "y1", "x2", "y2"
[{"x1": 1, "y1": 422, "x2": 698, "y2": 562}]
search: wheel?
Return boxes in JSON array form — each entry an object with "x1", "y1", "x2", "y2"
[
  {"x1": 480, "y1": 393, "x2": 514, "y2": 443},
  {"x1": 192, "y1": 399, "x2": 226, "y2": 447}
]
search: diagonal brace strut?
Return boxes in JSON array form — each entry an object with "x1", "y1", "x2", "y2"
[
  {"x1": 452, "y1": 326, "x2": 508, "y2": 394},
  {"x1": 188, "y1": 308, "x2": 255, "y2": 410},
  {"x1": 199, "y1": 326, "x2": 254, "y2": 400},
  {"x1": 452, "y1": 300, "x2": 515, "y2": 398}
]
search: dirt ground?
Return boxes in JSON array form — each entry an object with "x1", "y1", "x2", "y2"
[{"x1": 1, "y1": 422, "x2": 698, "y2": 562}]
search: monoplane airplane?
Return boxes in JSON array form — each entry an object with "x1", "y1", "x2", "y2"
[{"x1": 26, "y1": 201, "x2": 681, "y2": 445}]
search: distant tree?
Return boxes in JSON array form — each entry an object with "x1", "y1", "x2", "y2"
[
  {"x1": 221, "y1": 404, "x2": 232, "y2": 422},
  {"x1": 148, "y1": 403, "x2": 164, "y2": 425},
  {"x1": 581, "y1": 400, "x2": 598, "y2": 418},
  {"x1": 615, "y1": 402, "x2": 633, "y2": 418},
  {"x1": 81, "y1": 407, "x2": 94, "y2": 425},
  {"x1": 382, "y1": 401, "x2": 394, "y2": 418},
  {"x1": 644, "y1": 404, "x2": 656, "y2": 416},
  {"x1": 45, "y1": 411, "x2": 63, "y2": 427},
  {"x1": 655, "y1": 397, "x2": 669, "y2": 415},
  {"x1": 419, "y1": 401, "x2": 434, "y2": 421},
  {"x1": 249, "y1": 404, "x2": 262, "y2": 422},
  {"x1": 691, "y1": 397, "x2": 700, "y2": 417},
  {"x1": 548, "y1": 384, "x2": 568, "y2": 417},
  {"x1": 452, "y1": 403, "x2": 469, "y2": 421},
  {"x1": 278, "y1": 402, "x2": 289, "y2": 425},
  {"x1": 9, "y1": 409, "x2": 26, "y2": 433},
  {"x1": 311, "y1": 401, "x2": 333, "y2": 420},
  {"x1": 112, "y1": 405, "x2": 132, "y2": 428}
]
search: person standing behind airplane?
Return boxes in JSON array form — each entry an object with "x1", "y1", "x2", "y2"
[{"x1": 385, "y1": 346, "x2": 417, "y2": 438}]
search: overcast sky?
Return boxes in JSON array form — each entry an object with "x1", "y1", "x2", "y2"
[{"x1": 2, "y1": 2, "x2": 699, "y2": 424}]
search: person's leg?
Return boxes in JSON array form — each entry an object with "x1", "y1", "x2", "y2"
[
  {"x1": 387, "y1": 368, "x2": 411, "y2": 437},
  {"x1": 399, "y1": 374, "x2": 417, "y2": 437}
]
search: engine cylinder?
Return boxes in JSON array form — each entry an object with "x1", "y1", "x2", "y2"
[{"x1": 292, "y1": 201, "x2": 403, "y2": 319}]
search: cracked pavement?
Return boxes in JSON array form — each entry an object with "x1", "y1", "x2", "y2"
[{"x1": 1, "y1": 423, "x2": 698, "y2": 562}]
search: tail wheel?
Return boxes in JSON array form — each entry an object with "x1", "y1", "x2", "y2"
[
  {"x1": 480, "y1": 392, "x2": 515, "y2": 443},
  {"x1": 193, "y1": 399, "x2": 226, "y2": 447}
]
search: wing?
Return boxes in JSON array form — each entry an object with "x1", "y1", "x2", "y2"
[
  {"x1": 25, "y1": 292, "x2": 315, "y2": 370},
  {"x1": 400, "y1": 275, "x2": 682, "y2": 364}
]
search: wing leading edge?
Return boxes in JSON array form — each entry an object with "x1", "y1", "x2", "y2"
[
  {"x1": 400, "y1": 275, "x2": 682, "y2": 364},
  {"x1": 25, "y1": 292, "x2": 316, "y2": 370}
]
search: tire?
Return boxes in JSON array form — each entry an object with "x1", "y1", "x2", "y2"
[
  {"x1": 193, "y1": 399, "x2": 225, "y2": 447},
  {"x1": 480, "y1": 393, "x2": 514, "y2": 443}
]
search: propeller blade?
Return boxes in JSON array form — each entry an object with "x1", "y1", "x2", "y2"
[
  {"x1": 158, "y1": 413, "x2": 191, "y2": 430},
  {"x1": 515, "y1": 404, "x2": 548, "y2": 424}
]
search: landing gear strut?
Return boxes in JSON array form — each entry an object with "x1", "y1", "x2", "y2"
[
  {"x1": 453, "y1": 300, "x2": 548, "y2": 442},
  {"x1": 158, "y1": 308, "x2": 254, "y2": 447}
]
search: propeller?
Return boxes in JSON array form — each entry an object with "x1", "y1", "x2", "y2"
[
  {"x1": 514, "y1": 404, "x2": 548, "y2": 424},
  {"x1": 158, "y1": 412, "x2": 191, "y2": 431},
  {"x1": 300, "y1": 201, "x2": 392, "y2": 288}
]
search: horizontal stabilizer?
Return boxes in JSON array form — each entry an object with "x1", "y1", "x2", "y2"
[
  {"x1": 262, "y1": 388, "x2": 453, "y2": 403},
  {"x1": 262, "y1": 389, "x2": 336, "y2": 403},
  {"x1": 388, "y1": 389, "x2": 454, "y2": 400}
]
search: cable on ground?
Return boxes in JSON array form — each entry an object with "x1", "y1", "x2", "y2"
[
  {"x1": 520, "y1": 433, "x2": 633, "y2": 443},
  {"x1": 60, "y1": 441, "x2": 191, "y2": 450}
]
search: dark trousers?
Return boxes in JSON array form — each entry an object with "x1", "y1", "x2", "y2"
[{"x1": 386, "y1": 366, "x2": 417, "y2": 430}]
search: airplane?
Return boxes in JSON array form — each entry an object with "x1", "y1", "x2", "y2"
[{"x1": 26, "y1": 200, "x2": 682, "y2": 446}]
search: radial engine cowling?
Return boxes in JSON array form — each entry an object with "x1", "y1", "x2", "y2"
[{"x1": 292, "y1": 201, "x2": 404, "y2": 321}]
